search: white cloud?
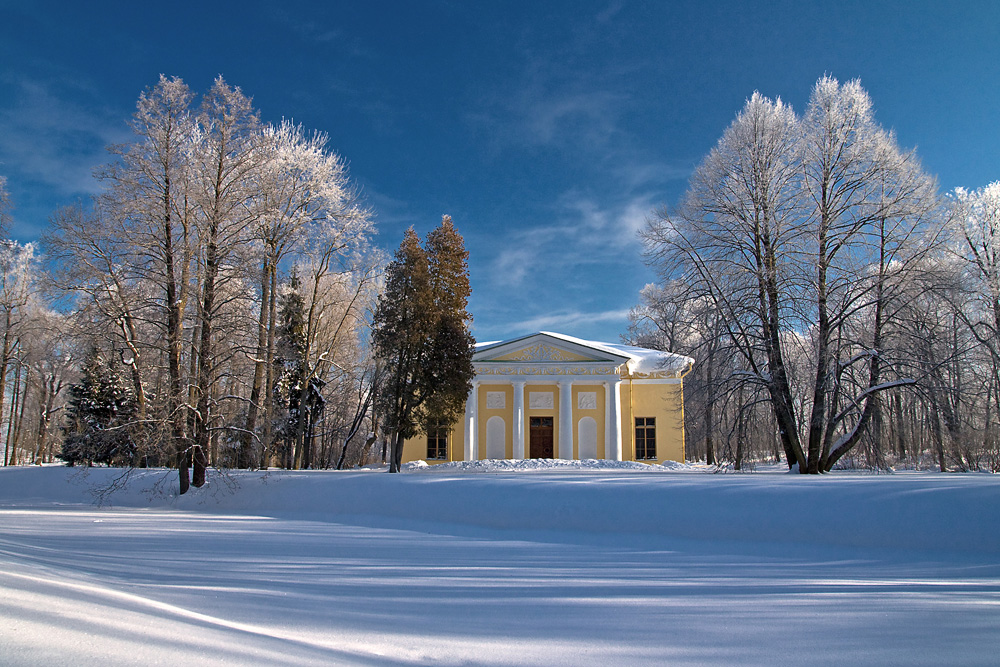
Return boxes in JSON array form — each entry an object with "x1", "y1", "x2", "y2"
[
  {"x1": 0, "y1": 78, "x2": 129, "y2": 196},
  {"x1": 554, "y1": 191, "x2": 656, "y2": 249},
  {"x1": 496, "y1": 307, "x2": 633, "y2": 336},
  {"x1": 491, "y1": 246, "x2": 535, "y2": 287}
]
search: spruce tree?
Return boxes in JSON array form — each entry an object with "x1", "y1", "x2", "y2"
[
  {"x1": 273, "y1": 272, "x2": 307, "y2": 469},
  {"x1": 62, "y1": 348, "x2": 137, "y2": 466},
  {"x1": 422, "y1": 216, "x2": 476, "y2": 430},
  {"x1": 373, "y1": 216, "x2": 475, "y2": 472}
]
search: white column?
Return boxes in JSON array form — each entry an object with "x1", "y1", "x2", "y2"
[
  {"x1": 606, "y1": 379, "x2": 623, "y2": 461},
  {"x1": 464, "y1": 381, "x2": 479, "y2": 461},
  {"x1": 558, "y1": 379, "x2": 573, "y2": 459},
  {"x1": 513, "y1": 380, "x2": 526, "y2": 459}
]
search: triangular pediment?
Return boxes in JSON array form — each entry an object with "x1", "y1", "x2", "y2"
[{"x1": 474, "y1": 332, "x2": 629, "y2": 365}]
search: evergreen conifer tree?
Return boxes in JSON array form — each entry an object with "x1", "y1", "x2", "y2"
[
  {"x1": 273, "y1": 272, "x2": 307, "y2": 469},
  {"x1": 373, "y1": 216, "x2": 475, "y2": 472},
  {"x1": 62, "y1": 348, "x2": 137, "y2": 466}
]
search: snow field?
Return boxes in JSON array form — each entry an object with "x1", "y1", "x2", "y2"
[{"x1": 1, "y1": 463, "x2": 999, "y2": 665}]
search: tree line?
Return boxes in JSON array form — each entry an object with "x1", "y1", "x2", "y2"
[
  {"x1": 0, "y1": 75, "x2": 478, "y2": 491},
  {"x1": 0, "y1": 76, "x2": 393, "y2": 491},
  {"x1": 631, "y1": 76, "x2": 999, "y2": 473}
]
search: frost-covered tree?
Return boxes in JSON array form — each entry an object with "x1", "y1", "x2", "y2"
[
  {"x1": 0, "y1": 241, "x2": 38, "y2": 466},
  {"x1": 797, "y1": 76, "x2": 939, "y2": 472},
  {"x1": 188, "y1": 77, "x2": 263, "y2": 489},
  {"x1": 243, "y1": 121, "x2": 371, "y2": 468},
  {"x1": 93, "y1": 75, "x2": 197, "y2": 489},
  {"x1": 41, "y1": 75, "x2": 376, "y2": 483},
  {"x1": 952, "y1": 182, "x2": 1000, "y2": 369},
  {"x1": 642, "y1": 77, "x2": 939, "y2": 473}
]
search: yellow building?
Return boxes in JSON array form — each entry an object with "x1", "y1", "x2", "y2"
[{"x1": 401, "y1": 332, "x2": 694, "y2": 465}]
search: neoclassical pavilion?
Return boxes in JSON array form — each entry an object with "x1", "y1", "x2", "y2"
[{"x1": 401, "y1": 332, "x2": 694, "y2": 465}]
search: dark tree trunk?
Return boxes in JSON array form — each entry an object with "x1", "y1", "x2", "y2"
[
  {"x1": 389, "y1": 432, "x2": 404, "y2": 473},
  {"x1": 244, "y1": 258, "x2": 273, "y2": 468}
]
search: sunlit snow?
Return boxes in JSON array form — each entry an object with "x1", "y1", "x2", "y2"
[{"x1": 2, "y1": 463, "x2": 998, "y2": 665}]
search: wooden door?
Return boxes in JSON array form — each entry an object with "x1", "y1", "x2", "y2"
[{"x1": 529, "y1": 416, "x2": 554, "y2": 459}]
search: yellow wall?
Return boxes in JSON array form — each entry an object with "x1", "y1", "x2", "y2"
[
  {"x1": 399, "y1": 379, "x2": 687, "y2": 465},
  {"x1": 400, "y1": 421, "x2": 463, "y2": 465},
  {"x1": 620, "y1": 381, "x2": 685, "y2": 464},
  {"x1": 478, "y1": 384, "x2": 514, "y2": 459},
  {"x1": 571, "y1": 384, "x2": 606, "y2": 459}
]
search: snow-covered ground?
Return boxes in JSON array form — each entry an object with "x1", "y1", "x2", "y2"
[{"x1": 1, "y1": 461, "x2": 998, "y2": 666}]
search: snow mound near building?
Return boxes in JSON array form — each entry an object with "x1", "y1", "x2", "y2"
[{"x1": 403, "y1": 458, "x2": 695, "y2": 472}]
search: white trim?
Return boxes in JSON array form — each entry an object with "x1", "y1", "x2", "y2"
[
  {"x1": 606, "y1": 380, "x2": 623, "y2": 461},
  {"x1": 464, "y1": 381, "x2": 479, "y2": 461},
  {"x1": 513, "y1": 380, "x2": 526, "y2": 459},
  {"x1": 558, "y1": 380, "x2": 572, "y2": 459}
]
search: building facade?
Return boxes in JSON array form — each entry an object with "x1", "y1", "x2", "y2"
[{"x1": 401, "y1": 332, "x2": 694, "y2": 465}]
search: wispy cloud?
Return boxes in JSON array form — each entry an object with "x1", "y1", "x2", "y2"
[
  {"x1": 0, "y1": 77, "x2": 128, "y2": 197},
  {"x1": 468, "y1": 70, "x2": 630, "y2": 156},
  {"x1": 263, "y1": 7, "x2": 373, "y2": 58},
  {"x1": 359, "y1": 181, "x2": 423, "y2": 233},
  {"x1": 493, "y1": 307, "x2": 633, "y2": 336}
]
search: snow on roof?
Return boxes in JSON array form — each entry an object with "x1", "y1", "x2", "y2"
[
  {"x1": 475, "y1": 331, "x2": 693, "y2": 375},
  {"x1": 539, "y1": 331, "x2": 693, "y2": 374}
]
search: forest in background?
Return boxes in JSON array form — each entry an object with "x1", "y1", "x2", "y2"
[
  {"x1": 630, "y1": 76, "x2": 1000, "y2": 473},
  {"x1": 0, "y1": 76, "x2": 385, "y2": 488},
  {"x1": 0, "y1": 75, "x2": 997, "y2": 477}
]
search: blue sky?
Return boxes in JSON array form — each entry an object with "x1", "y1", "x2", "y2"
[{"x1": 1, "y1": 1, "x2": 998, "y2": 343}]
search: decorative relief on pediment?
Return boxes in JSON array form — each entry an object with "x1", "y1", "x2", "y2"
[
  {"x1": 528, "y1": 392, "x2": 554, "y2": 409},
  {"x1": 486, "y1": 391, "x2": 506, "y2": 409},
  {"x1": 475, "y1": 365, "x2": 622, "y2": 376},
  {"x1": 577, "y1": 392, "x2": 597, "y2": 410},
  {"x1": 493, "y1": 343, "x2": 592, "y2": 363}
]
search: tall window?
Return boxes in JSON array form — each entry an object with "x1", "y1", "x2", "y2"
[
  {"x1": 427, "y1": 423, "x2": 449, "y2": 460},
  {"x1": 635, "y1": 417, "x2": 656, "y2": 460}
]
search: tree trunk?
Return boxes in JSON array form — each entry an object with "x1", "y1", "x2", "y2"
[
  {"x1": 192, "y1": 221, "x2": 219, "y2": 489},
  {"x1": 12, "y1": 362, "x2": 28, "y2": 466},
  {"x1": 704, "y1": 358, "x2": 715, "y2": 466},
  {"x1": 244, "y1": 258, "x2": 273, "y2": 468},
  {"x1": 3, "y1": 354, "x2": 20, "y2": 466},
  {"x1": 0, "y1": 319, "x2": 12, "y2": 465},
  {"x1": 389, "y1": 431, "x2": 404, "y2": 473},
  {"x1": 928, "y1": 395, "x2": 947, "y2": 472},
  {"x1": 758, "y1": 236, "x2": 805, "y2": 471},
  {"x1": 263, "y1": 268, "x2": 278, "y2": 466},
  {"x1": 161, "y1": 173, "x2": 190, "y2": 493}
]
